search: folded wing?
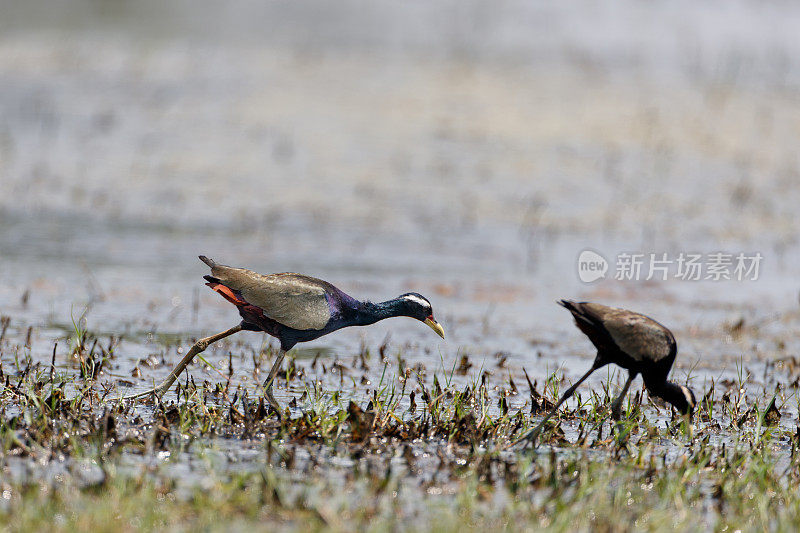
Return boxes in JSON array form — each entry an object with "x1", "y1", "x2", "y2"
[
  {"x1": 570, "y1": 301, "x2": 674, "y2": 363},
  {"x1": 203, "y1": 257, "x2": 332, "y2": 331}
]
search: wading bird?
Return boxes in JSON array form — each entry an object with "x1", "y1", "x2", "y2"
[
  {"x1": 124, "y1": 256, "x2": 445, "y2": 415},
  {"x1": 516, "y1": 300, "x2": 695, "y2": 447}
]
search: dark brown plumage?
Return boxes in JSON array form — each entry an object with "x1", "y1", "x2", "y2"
[{"x1": 516, "y1": 300, "x2": 696, "y2": 447}]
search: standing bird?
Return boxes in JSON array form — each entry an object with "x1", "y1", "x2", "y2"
[
  {"x1": 516, "y1": 300, "x2": 695, "y2": 446},
  {"x1": 124, "y1": 256, "x2": 445, "y2": 415}
]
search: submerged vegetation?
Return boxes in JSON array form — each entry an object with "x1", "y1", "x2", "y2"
[
  {"x1": 1, "y1": 315, "x2": 799, "y2": 532},
  {"x1": 3, "y1": 1, "x2": 800, "y2": 530}
]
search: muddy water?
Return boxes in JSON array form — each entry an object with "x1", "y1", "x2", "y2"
[{"x1": 1, "y1": 2, "x2": 800, "y2": 440}]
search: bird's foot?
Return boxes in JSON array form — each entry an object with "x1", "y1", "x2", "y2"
[
  {"x1": 264, "y1": 386, "x2": 283, "y2": 421},
  {"x1": 119, "y1": 381, "x2": 170, "y2": 402},
  {"x1": 510, "y1": 426, "x2": 541, "y2": 449}
]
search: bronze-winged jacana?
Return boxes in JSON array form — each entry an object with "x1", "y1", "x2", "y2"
[
  {"x1": 124, "y1": 256, "x2": 445, "y2": 414},
  {"x1": 516, "y1": 300, "x2": 696, "y2": 447}
]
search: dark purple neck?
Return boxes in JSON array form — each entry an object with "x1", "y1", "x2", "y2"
[{"x1": 355, "y1": 298, "x2": 410, "y2": 326}]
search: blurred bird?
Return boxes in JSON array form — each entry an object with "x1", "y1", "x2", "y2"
[
  {"x1": 124, "y1": 256, "x2": 445, "y2": 415},
  {"x1": 516, "y1": 300, "x2": 695, "y2": 447}
]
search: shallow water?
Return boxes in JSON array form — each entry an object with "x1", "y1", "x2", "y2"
[{"x1": 1, "y1": 2, "x2": 800, "y2": 496}]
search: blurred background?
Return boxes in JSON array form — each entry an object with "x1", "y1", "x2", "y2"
[{"x1": 1, "y1": 1, "x2": 799, "y2": 388}]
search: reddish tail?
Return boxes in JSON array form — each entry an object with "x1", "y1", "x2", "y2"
[{"x1": 205, "y1": 280, "x2": 248, "y2": 307}]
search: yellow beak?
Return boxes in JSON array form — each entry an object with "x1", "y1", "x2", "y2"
[{"x1": 424, "y1": 317, "x2": 445, "y2": 339}]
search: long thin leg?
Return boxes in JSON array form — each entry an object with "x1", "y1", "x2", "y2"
[
  {"x1": 513, "y1": 363, "x2": 599, "y2": 448},
  {"x1": 121, "y1": 324, "x2": 243, "y2": 401},
  {"x1": 610, "y1": 372, "x2": 636, "y2": 420},
  {"x1": 262, "y1": 349, "x2": 286, "y2": 416}
]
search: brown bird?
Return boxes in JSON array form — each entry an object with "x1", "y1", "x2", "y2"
[
  {"x1": 123, "y1": 256, "x2": 445, "y2": 415},
  {"x1": 516, "y1": 300, "x2": 696, "y2": 446}
]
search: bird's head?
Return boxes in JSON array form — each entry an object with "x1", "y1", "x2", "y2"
[
  {"x1": 652, "y1": 382, "x2": 696, "y2": 417},
  {"x1": 398, "y1": 293, "x2": 445, "y2": 339},
  {"x1": 675, "y1": 384, "x2": 697, "y2": 416}
]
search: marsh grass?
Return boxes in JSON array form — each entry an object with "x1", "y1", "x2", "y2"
[{"x1": 1, "y1": 318, "x2": 799, "y2": 532}]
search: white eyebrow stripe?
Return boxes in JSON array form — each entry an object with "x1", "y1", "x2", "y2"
[
  {"x1": 403, "y1": 294, "x2": 430, "y2": 308},
  {"x1": 681, "y1": 386, "x2": 694, "y2": 405}
]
